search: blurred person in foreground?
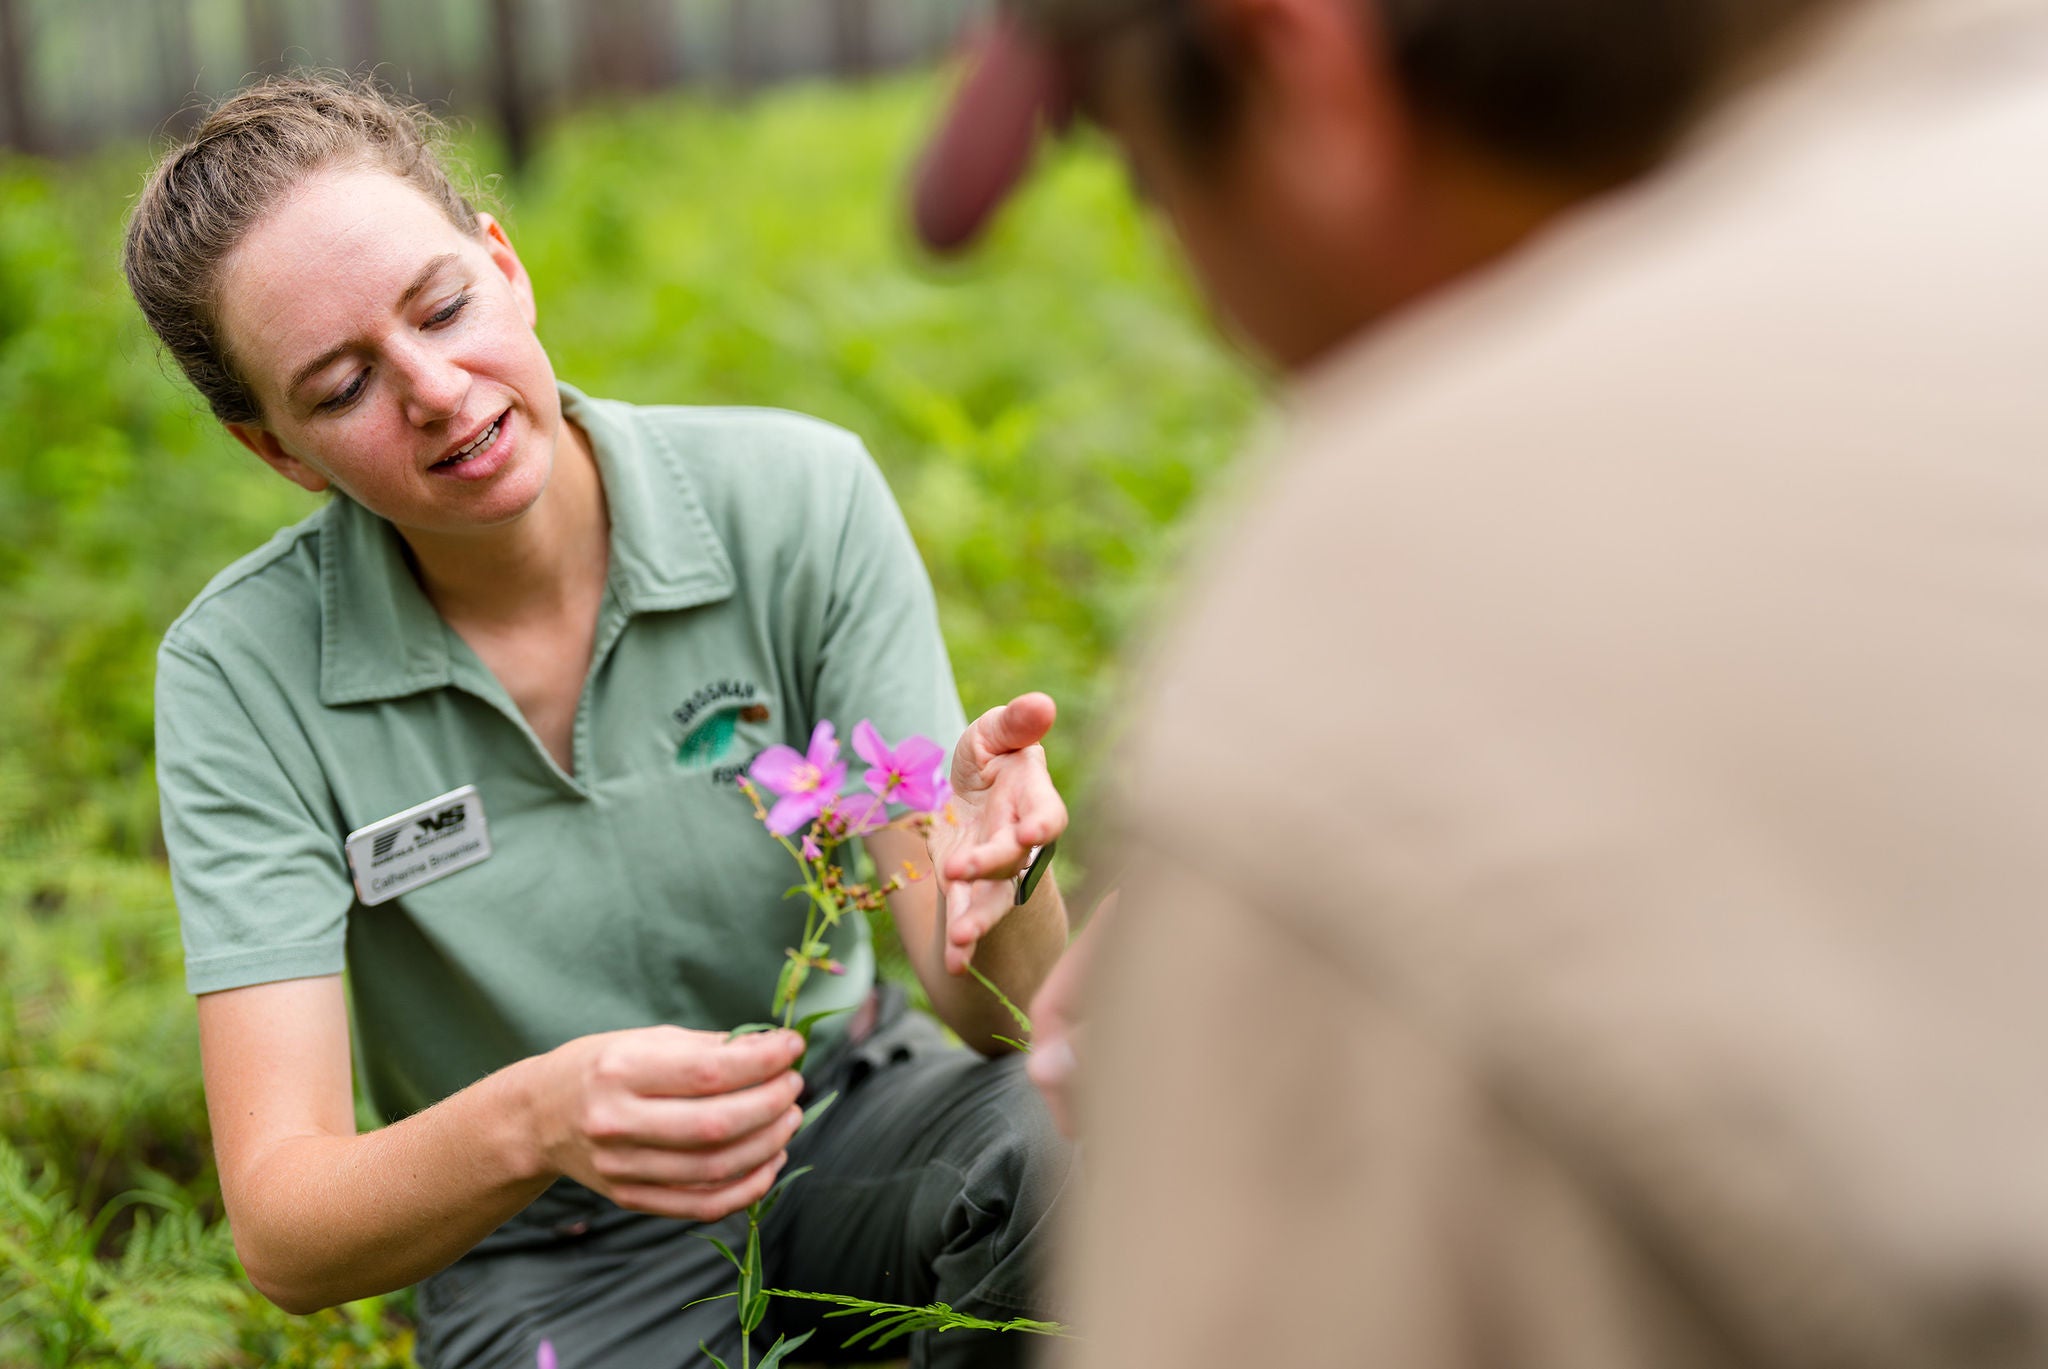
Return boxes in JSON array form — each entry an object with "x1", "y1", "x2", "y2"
[{"x1": 912, "y1": 0, "x2": 2048, "y2": 1365}]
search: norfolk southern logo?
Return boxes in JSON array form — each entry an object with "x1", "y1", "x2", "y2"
[
  {"x1": 674, "y1": 680, "x2": 770, "y2": 771},
  {"x1": 417, "y1": 800, "x2": 467, "y2": 834}
]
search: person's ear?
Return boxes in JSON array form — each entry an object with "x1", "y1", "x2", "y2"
[
  {"x1": 476, "y1": 212, "x2": 537, "y2": 330},
  {"x1": 227, "y1": 423, "x2": 332, "y2": 494}
]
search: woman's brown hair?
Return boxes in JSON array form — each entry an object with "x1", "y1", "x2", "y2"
[{"x1": 123, "y1": 72, "x2": 483, "y2": 426}]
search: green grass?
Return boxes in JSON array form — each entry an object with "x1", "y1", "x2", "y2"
[{"x1": 0, "y1": 74, "x2": 1260, "y2": 1364}]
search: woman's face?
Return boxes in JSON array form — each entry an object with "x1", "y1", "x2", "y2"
[{"x1": 215, "y1": 165, "x2": 565, "y2": 537}]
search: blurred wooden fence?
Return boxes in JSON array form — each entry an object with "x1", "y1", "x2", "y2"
[{"x1": 0, "y1": 0, "x2": 983, "y2": 164}]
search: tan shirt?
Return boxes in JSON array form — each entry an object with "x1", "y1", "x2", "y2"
[{"x1": 1065, "y1": 1, "x2": 2048, "y2": 1365}]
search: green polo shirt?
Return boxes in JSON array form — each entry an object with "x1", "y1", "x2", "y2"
[{"x1": 155, "y1": 386, "x2": 965, "y2": 1123}]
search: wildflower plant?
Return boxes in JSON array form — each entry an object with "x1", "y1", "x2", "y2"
[
  {"x1": 674, "y1": 719, "x2": 1062, "y2": 1368},
  {"x1": 736, "y1": 719, "x2": 952, "y2": 1027}
]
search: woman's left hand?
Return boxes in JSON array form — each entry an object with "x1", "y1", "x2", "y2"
[{"x1": 927, "y1": 692, "x2": 1068, "y2": 974}]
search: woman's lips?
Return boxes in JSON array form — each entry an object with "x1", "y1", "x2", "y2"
[{"x1": 430, "y1": 409, "x2": 513, "y2": 482}]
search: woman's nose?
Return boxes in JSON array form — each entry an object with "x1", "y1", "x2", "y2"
[{"x1": 396, "y1": 341, "x2": 470, "y2": 428}]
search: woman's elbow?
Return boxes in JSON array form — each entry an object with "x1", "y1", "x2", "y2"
[{"x1": 235, "y1": 1233, "x2": 339, "y2": 1316}]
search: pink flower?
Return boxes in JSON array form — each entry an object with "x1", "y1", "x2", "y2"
[
  {"x1": 799, "y1": 834, "x2": 822, "y2": 861},
  {"x1": 852, "y1": 721, "x2": 949, "y2": 814},
  {"x1": 749, "y1": 722, "x2": 847, "y2": 836},
  {"x1": 537, "y1": 1343, "x2": 558, "y2": 1369}
]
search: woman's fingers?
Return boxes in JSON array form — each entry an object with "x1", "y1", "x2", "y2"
[
  {"x1": 592, "y1": 1101, "x2": 805, "y2": 1189},
  {"x1": 602, "y1": 1024, "x2": 804, "y2": 1098},
  {"x1": 609, "y1": 1152, "x2": 790, "y2": 1225},
  {"x1": 624, "y1": 1069, "x2": 807, "y2": 1151}
]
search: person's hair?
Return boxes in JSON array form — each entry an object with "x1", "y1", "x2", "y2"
[
  {"x1": 1131, "y1": 0, "x2": 1840, "y2": 183},
  {"x1": 123, "y1": 72, "x2": 483, "y2": 426}
]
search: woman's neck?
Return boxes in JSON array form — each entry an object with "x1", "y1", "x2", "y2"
[{"x1": 402, "y1": 418, "x2": 610, "y2": 627}]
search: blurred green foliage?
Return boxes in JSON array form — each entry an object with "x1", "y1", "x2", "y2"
[{"x1": 0, "y1": 77, "x2": 1259, "y2": 1362}]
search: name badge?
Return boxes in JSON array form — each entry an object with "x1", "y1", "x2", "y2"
[{"x1": 344, "y1": 784, "x2": 492, "y2": 907}]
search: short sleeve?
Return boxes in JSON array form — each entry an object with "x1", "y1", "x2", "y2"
[
  {"x1": 155, "y1": 634, "x2": 354, "y2": 994},
  {"x1": 806, "y1": 446, "x2": 968, "y2": 760}
]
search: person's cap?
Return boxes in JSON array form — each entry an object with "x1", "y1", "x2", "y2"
[{"x1": 910, "y1": 0, "x2": 1161, "y2": 254}]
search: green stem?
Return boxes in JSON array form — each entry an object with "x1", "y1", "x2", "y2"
[{"x1": 964, "y1": 961, "x2": 1034, "y2": 1041}]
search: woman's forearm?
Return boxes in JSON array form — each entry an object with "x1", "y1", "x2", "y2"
[{"x1": 225, "y1": 1052, "x2": 556, "y2": 1314}]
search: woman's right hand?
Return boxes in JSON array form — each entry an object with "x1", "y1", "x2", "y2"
[{"x1": 531, "y1": 1025, "x2": 809, "y2": 1222}]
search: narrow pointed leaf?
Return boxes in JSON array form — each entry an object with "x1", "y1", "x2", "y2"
[
  {"x1": 759, "y1": 1164, "x2": 813, "y2": 1220},
  {"x1": 792, "y1": 1005, "x2": 855, "y2": 1044},
  {"x1": 771, "y1": 957, "x2": 798, "y2": 1012},
  {"x1": 726, "y1": 1023, "x2": 778, "y2": 1040},
  {"x1": 698, "y1": 1342, "x2": 733, "y2": 1369},
  {"x1": 690, "y1": 1232, "x2": 745, "y2": 1271},
  {"x1": 965, "y1": 962, "x2": 1033, "y2": 1035},
  {"x1": 742, "y1": 1289, "x2": 771, "y2": 1333},
  {"x1": 799, "y1": 1090, "x2": 838, "y2": 1132},
  {"x1": 754, "y1": 1329, "x2": 817, "y2": 1369},
  {"x1": 845, "y1": 1310, "x2": 924, "y2": 1349}
]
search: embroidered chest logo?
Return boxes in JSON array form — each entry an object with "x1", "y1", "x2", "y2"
[{"x1": 673, "y1": 680, "x2": 770, "y2": 772}]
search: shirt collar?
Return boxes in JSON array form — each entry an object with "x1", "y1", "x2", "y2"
[{"x1": 318, "y1": 382, "x2": 736, "y2": 706}]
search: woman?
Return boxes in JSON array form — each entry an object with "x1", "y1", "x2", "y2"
[{"x1": 127, "y1": 75, "x2": 1069, "y2": 1368}]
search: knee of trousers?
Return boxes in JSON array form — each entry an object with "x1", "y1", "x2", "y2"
[{"x1": 932, "y1": 1055, "x2": 1074, "y2": 1272}]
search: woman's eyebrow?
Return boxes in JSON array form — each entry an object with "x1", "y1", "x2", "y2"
[
  {"x1": 396, "y1": 252, "x2": 463, "y2": 309},
  {"x1": 284, "y1": 252, "x2": 464, "y2": 402}
]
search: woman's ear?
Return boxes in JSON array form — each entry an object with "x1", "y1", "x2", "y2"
[
  {"x1": 476, "y1": 212, "x2": 538, "y2": 329},
  {"x1": 227, "y1": 423, "x2": 332, "y2": 494}
]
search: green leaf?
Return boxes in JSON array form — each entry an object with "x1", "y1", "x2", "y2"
[
  {"x1": 758, "y1": 1164, "x2": 813, "y2": 1220},
  {"x1": 736, "y1": 1223, "x2": 761, "y2": 1316},
  {"x1": 681, "y1": 1290, "x2": 739, "y2": 1313},
  {"x1": 793, "y1": 1004, "x2": 856, "y2": 1045},
  {"x1": 698, "y1": 1340, "x2": 734, "y2": 1369},
  {"x1": 726, "y1": 1023, "x2": 778, "y2": 1040},
  {"x1": 965, "y1": 962, "x2": 1034, "y2": 1036},
  {"x1": 742, "y1": 1289, "x2": 771, "y2": 1333},
  {"x1": 799, "y1": 1090, "x2": 839, "y2": 1132},
  {"x1": 755, "y1": 1329, "x2": 817, "y2": 1369},
  {"x1": 690, "y1": 1231, "x2": 745, "y2": 1271},
  {"x1": 762, "y1": 1288, "x2": 1068, "y2": 1343},
  {"x1": 772, "y1": 956, "x2": 809, "y2": 1013},
  {"x1": 992, "y1": 1034, "x2": 1032, "y2": 1054},
  {"x1": 846, "y1": 1309, "x2": 927, "y2": 1349}
]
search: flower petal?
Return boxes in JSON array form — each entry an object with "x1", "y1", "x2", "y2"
[
  {"x1": 852, "y1": 719, "x2": 891, "y2": 770},
  {"x1": 894, "y1": 734, "x2": 945, "y2": 779},
  {"x1": 836, "y1": 793, "x2": 889, "y2": 835},
  {"x1": 898, "y1": 773, "x2": 952, "y2": 814},
  {"x1": 766, "y1": 792, "x2": 827, "y2": 837},
  {"x1": 806, "y1": 720, "x2": 840, "y2": 768},
  {"x1": 749, "y1": 745, "x2": 808, "y2": 796}
]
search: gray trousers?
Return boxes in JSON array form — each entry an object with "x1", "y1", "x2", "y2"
[{"x1": 414, "y1": 990, "x2": 1071, "y2": 1369}]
